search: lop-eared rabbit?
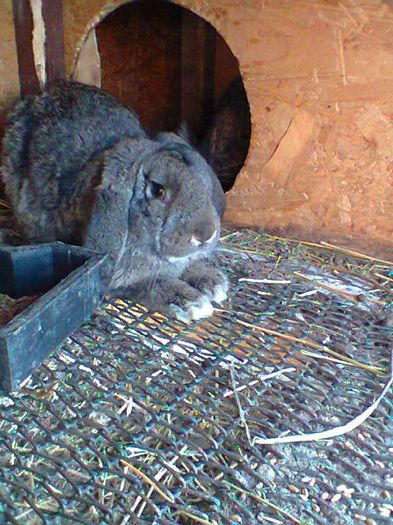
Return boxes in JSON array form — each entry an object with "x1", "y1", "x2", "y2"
[{"x1": 1, "y1": 82, "x2": 228, "y2": 321}]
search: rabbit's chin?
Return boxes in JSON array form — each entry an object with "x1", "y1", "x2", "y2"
[
  {"x1": 165, "y1": 251, "x2": 212, "y2": 267},
  {"x1": 164, "y1": 246, "x2": 215, "y2": 264},
  {"x1": 166, "y1": 254, "x2": 196, "y2": 263}
]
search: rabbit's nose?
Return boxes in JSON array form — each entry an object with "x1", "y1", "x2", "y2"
[{"x1": 191, "y1": 224, "x2": 217, "y2": 247}]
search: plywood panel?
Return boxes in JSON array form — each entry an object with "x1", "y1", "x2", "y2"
[
  {"x1": 94, "y1": 2, "x2": 181, "y2": 134},
  {"x1": 180, "y1": 8, "x2": 215, "y2": 138},
  {"x1": 58, "y1": 0, "x2": 393, "y2": 253},
  {"x1": 0, "y1": 0, "x2": 20, "y2": 124}
]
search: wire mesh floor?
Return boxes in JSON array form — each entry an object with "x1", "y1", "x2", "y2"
[{"x1": 0, "y1": 229, "x2": 392, "y2": 524}]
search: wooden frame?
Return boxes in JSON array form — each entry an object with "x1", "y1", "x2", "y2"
[
  {"x1": 180, "y1": 11, "x2": 216, "y2": 139},
  {"x1": 12, "y1": 0, "x2": 66, "y2": 96}
]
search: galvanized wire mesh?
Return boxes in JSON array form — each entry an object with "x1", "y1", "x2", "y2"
[{"x1": 0, "y1": 229, "x2": 392, "y2": 524}]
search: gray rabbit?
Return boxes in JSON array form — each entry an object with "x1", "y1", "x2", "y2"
[
  {"x1": 1, "y1": 82, "x2": 228, "y2": 321},
  {"x1": 200, "y1": 76, "x2": 251, "y2": 192}
]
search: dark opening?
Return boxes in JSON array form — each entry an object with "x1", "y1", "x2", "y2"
[{"x1": 91, "y1": 0, "x2": 251, "y2": 191}]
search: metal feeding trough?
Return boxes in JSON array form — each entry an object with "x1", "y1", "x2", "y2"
[{"x1": 0, "y1": 243, "x2": 108, "y2": 392}]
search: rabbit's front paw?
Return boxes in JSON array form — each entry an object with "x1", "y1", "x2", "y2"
[
  {"x1": 183, "y1": 262, "x2": 229, "y2": 305},
  {"x1": 170, "y1": 292, "x2": 214, "y2": 323},
  {"x1": 116, "y1": 278, "x2": 215, "y2": 322},
  {"x1": 150, "y1": 278, "x2": 216, "y2": 322}
]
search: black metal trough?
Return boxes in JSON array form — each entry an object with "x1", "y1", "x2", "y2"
[{"x1": 0, "y1": 243, "x2": 108, "y2": 392}]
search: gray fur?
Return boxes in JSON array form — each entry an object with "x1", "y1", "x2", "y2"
[{"x1": 1, "y1": 82, "x2": 228, "y2": 321}]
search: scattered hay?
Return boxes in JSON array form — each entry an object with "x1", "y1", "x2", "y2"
[
  {"x1": 0, "y1": 293, "x2": 40, "y2": 326},
  {"x1": 0, "y1": 227, "x2": 391, "y2": 524}
]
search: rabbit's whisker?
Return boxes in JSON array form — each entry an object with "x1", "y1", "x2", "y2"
[{"x1": 148, "y1": 261, "x2": 162, "y2": 292}]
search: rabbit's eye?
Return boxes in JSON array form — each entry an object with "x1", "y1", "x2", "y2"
[{"x1": 148, "y1": 181, "x2": 166, "y2": 201}]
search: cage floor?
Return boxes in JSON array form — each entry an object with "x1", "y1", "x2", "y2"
[{"x1": 0, "y1": 229, "x2": 392, "y2": 525}]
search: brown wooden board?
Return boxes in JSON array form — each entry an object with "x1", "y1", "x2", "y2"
[
  {"x1": 12, "y1": 0, "x2": 40, "y2": 96},
  {"x1": 95, "y1": 1, "x2": 182, "y2": 135},
  {"x1": 42, "y1": 0, "x2": 66, "y2": 86}
]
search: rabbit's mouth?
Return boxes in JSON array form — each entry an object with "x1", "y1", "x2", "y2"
[
  {"x1": 165, "y1": 243, "x2": 215, "y2": 263},
  {"x1": 161, "y1": 235, "x2": 218, "y2": 263},
  {"x1": 166, "y1": 253, "x2": 198, "y2": 263}
]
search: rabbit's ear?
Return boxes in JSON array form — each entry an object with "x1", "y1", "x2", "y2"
[
  {"x1": 155, "y1": 134, "x2": 226, "y2": 218},
  {"x1": 99, "y1": 137, "x2": 156, "y2": 191},
  {"x1": 155, "y1": 131, "x2": 192, "y2": 151},
  {"x1": 175, "y1": 122, "x2": 197, "y2": 147},
  {"x1": 83, "y1": 161, "x2": 131, "y2": 269},
  {"x1": 83, "y1": 136, "x2": 161, "y2": 265}
]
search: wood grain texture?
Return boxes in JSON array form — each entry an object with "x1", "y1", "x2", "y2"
[
  {"x1": 23, "y1": 1, "x2": 393, "y2": 250},
  {"x1": 95, "y1": 1, "x2": 182, "y2": 134},
  {"x1": 42, "y1": 0, "x2": 66, "y2": 86},
  {"x1": 0, "y1": 1, "x2": 20, "y2": 140},
  {"x1": 12, "y1": 0, "x2": 40, "y2": 96},
  {"x1": 180, "y1": 9, "x2": 215, "y2": 138}
]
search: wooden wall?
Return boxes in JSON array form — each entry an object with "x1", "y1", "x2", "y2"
[
  {"x1": 86, "y1": 2, "x2": 240, "y2": 138},
  {"x1": 62, "y1": 0, "x2": 393, "y2": 255},
  {"x1": 0, "y1": 0, "x2": 19, "y2": 132},
  {"x1": 95, "y1": 2, "x2": 182, "y2": 135},
  {"x1": 1, "y1": 0, "x2": 393, "y2": 256}
]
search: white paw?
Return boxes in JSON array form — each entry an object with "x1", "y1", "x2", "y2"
[
  {"x1": 212, "y1": 279, "x2": 229, "y2": 304},
  {"x1": 172, "y1": 296, "x2": 214, "y2": 323}
]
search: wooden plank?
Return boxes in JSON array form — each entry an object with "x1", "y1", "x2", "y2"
[
  {"x1": 203, "y1": 26, "x2": 216, "y2": 124},
  {"x1": 12, "y1": 0, "x2": 40, "y2": 96},
  {"x1": 12, "y1": 0, "x2": 65, "y2": 96},
  {"x1": 95, "y1": 1, "x2": 182, "y2": 134},
  {"x1": 214, "y1": 36, "x2": 239, "y2": 105},
  {"x1": 42, "y1": 0, "x2": 66, "y2": 86},
  {"x1": 180, "y1": 10, "x2": 216, "y2": 139}
]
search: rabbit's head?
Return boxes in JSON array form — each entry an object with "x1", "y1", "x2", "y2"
[{"x1": 84, "y1": 136, "x2": 225, "y2": 284}]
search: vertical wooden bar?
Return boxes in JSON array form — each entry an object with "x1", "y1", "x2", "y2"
[
  {"x1": 12, "y1": 0, "x2": 40, "y2": 96},
  {"x1": 203, "y1": 26, "x2": 216, "y2": 124},
  {"x1": 180, "y1": 11, "x2": 216, "y2": 139},
  {"x1": 96, "y1": 1, "x2": 181, "y2": 134},
  {"x1": 214, "y1": 36, "x2": 240, "y2": 104},
  {"x1": 42, "y1": 0, "x2": 66, "y2": 86},
  {"x1": 12, "y1": 0, "x2": 66, "y2": 96}
]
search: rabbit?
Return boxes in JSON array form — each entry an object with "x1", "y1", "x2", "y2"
[
  {"x1": 200, "y1": 76, "x2": 251, "y2": 192},
  {"x1": 1, "y1": 82, "x2": 228, "y2": 322}
]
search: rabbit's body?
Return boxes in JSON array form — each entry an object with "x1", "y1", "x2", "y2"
[
  {"x1": 1, "y1": 82, "x2": 228, "y2": 321},
  {"x1": 200, "y1": 76, "x2": 251, "y2": 192},
  {"x1": 2, "y1": 83, "x2": 147, "y2": 244}
]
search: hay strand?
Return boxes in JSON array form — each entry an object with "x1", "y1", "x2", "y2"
[
  {"x1": 223, "y1": 480, "x2": 303, "y2": 525},
  {"x1": 319, "y1": 241, "x2": 393, "y2": 266},
  {"x1": 120, "y1": 459, "x2": 175, "y2": 504},
  {"x1": 216, "y1": 312, "x2": 385, "y2": 376},
  {"x1": 252, "y1": 353, "x2": 392, "y2": 445}
]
